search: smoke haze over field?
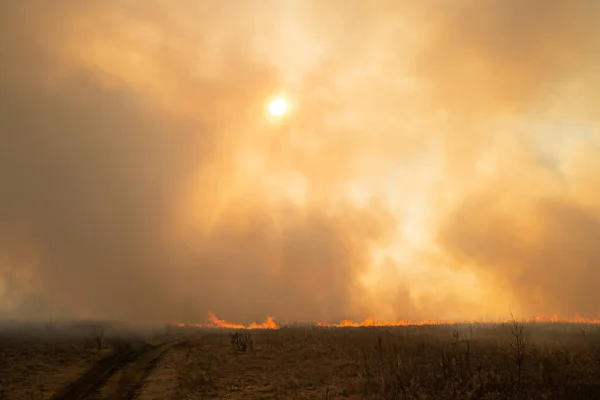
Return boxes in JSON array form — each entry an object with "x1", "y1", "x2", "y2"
[{"x1": 1, "y1": 0, "x2": 599, "y2": 324}]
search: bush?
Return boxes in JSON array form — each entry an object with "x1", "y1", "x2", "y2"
[{"x1": 230, "y1": 331, "x2": 253, "y2": 353}]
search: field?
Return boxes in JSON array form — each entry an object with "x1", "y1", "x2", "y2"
[{"x1": 1, "y1": 322, "x2": 600, "y2": 399}]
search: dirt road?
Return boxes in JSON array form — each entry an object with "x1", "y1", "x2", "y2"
[{"x1": 50, "y1": 340, "x2": 187, "y2": 400}]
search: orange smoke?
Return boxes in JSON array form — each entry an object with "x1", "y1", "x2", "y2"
[{"x1": 178, "y1": 312, "x2": 600, "y2": 330}]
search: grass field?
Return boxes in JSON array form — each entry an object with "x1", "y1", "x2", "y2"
[
  {"x1": 0, "y1": 327, "x2": 111, "y2": 399},
  {"x1": 1, "y1": 322, "x2": 600, "y2": 399}
]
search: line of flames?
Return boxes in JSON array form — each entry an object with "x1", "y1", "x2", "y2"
[
  {"x1": 177, "y1": 312, "x2": 600, "y2": 330},
  {"x1": 178, "y1": 311, "x2": 280, "y2": 330}
]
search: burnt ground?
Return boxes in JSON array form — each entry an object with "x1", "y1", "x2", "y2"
[{"x1": 2, "y1": 323, "x2": 600, "y2": 399}]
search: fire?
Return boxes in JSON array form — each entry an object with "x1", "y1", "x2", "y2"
[
  {"x1": 315, "y1": 318, "x2": 458, "y2": 328},
  {"x1": 177, "y1": 312, "x2": 600, "y2": 330},
  {"x1": 315, "y1": 314, "x2": 600, "y2": 327},
  {"x1": 178, "y1": 311, "x2": 280, "y2": 330},
  {"x1": 528, "y1": 313, "x2": 600, "y2": 324}
]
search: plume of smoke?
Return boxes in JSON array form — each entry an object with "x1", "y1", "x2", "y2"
[{"x1": 1, "y1": 0, "x2": 599, "y2": 323}]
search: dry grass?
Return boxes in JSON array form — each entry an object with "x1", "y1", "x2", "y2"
[
  {"x1": 175, "y1": 323, "x2": 600, "y2": 400},
  {"x1": 0, "y1": 332, "x2": 112, "y2": 399},
  {"x1": 2, "y1": 322, "x2": 600, "y2": 399}
]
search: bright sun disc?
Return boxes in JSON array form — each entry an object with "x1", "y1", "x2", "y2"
[{"x1": 268, "y1": 97, "x2": 288, "y2": 117}]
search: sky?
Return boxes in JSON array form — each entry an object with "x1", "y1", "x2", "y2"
[{"x1": 1, "y1": 0, "x2": 599, "y2": 324}]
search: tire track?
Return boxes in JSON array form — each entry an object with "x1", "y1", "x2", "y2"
[
  {"x1": 111, "y1": 340, "x2": 187, "y2": 400},
  {"x1": 51, "y1": 340, "x2": 187, "y2": 400}
]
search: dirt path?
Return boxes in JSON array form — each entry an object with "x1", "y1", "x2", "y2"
[
  {"x1": 50, "y1": 340, "x2": 187, "y2": 400},
  {"x1": 135, "y1": 344, "x2": 187, "y2": 400}
]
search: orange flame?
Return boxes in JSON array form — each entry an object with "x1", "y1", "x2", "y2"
[
  {"x1": 315, "y1": 314, "x2": 600, "y2": 327},
  {"x1": 178, "y1": 311, "x2": 280, "y2": 330},
  {"x1": 315, "y1": 318, "x2": 458, "y2": 327},
  {"x1": 177, "y1": 312, "x2": 600, "y2": 330},
  {"x1": 528, "y1": 313, "x2": 600, "y2": 324}
]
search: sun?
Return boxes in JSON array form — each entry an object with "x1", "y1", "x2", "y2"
[{"x1": 267, "y1": 97, "x2": 288, "y2": 117}]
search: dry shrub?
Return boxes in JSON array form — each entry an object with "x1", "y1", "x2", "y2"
[{"x1": 230, "y1": 331, "x2": 253, "y2": 353}]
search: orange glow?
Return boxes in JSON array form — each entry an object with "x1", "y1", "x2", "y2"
[
  {"x1": 316, "y1": 314, "x2": 600, "y2": 327},
  {"x1": 179, "y1": 312, "x2": 600, "y2": 330},
  {"x1": 178, "y1": 311, "x2": 280, "y2": 330}
]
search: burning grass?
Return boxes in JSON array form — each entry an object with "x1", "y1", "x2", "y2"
[
  {"x1": 178, "y1": 312, "x2": 280, "y2": 330},
  {"x1": 178, "y1": 312, "x2": 600, "y2": 330}
]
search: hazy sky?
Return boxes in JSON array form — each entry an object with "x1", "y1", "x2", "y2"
[{"x1": 1, "y1": 0, "x2": 599, "y2": 324}]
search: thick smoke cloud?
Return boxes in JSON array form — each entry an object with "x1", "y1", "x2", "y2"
[
  {"x1": 414, "y1": 0, "x2": 600, "y2": 113},
  {"x1": 416, "y1": 0, "x2": 600, "y2": 318},
  {"x1": 440, "y1": 197, "x2": 600, "y2": 318},
  {"x1": 0, "y1": 0, "x2": 599, "y2": 323}
]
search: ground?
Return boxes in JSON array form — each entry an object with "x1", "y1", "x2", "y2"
[{"x1": 1, "y1": 322, "x2": 600, "y2": 399}]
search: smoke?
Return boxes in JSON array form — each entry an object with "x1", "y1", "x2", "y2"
[
  {"x1": 415, "y1": 0, "x2": 600, "y2": 318},
  {"x1": 0, "y1": 0, "x2": 599, "y2": 324},
  {"x1": 414, "y1": 0, "x2": 600, "y2": 114}
]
